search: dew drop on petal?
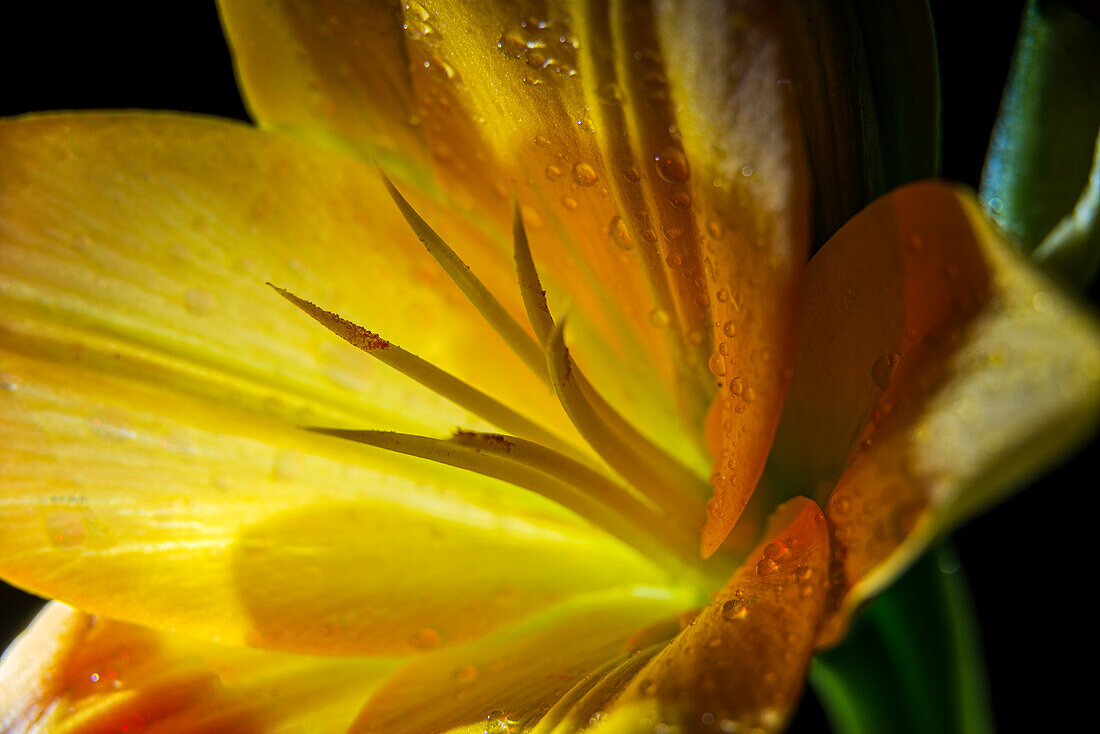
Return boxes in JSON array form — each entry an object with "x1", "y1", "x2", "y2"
[
  {"x1": 654, "y1": 146, "x2": 689, "y2": 182},
  {"x1": 708, "y1": 352, "x2": 727, "y2": 376},
  {"x1": 608, "y1": 215, "x2": 633, "y2": 250},
  {"x1": 721, "y1": 594, "x2": 748, "y2": 621},
  {"x1": 756, "y1": 558, "x2": 778, "y2": 576},
  {"x1": 572, "y1": 162, "x2": 598, "y2": 187},
  {"x1": 649, "y1": 308, "x2": 670, "y2": 328}
]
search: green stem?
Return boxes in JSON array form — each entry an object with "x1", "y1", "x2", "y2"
[{"x1": 810, "y1": 544, "x2": 995, "y2": 734}]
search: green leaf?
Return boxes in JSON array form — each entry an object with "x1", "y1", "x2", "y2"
[
  {"x1": 809, "y1": 545, "x2": 994, "y2": 734},
  {"x1": 980, "y1": 0, "x2": 1100, "y2": 285}
]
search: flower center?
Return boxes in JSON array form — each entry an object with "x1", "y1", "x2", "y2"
[{"x1": 273, "y1": 171, "x2": 723, "y2": 586}]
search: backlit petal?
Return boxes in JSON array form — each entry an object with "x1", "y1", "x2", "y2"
[
  {"x1": 576, "y1": 498, "x2": 829, "y2": 733},
  {"x1": 217, "y1": 1, "x2": 809, "y2": 488},
  {"x1": 0, "y1": 602, "x2": 396, "y2": 733},
  {"x1": 349, "y1": 587, "x2": 688, "y2": 734},
  {"x1": 0, "y1": 114, "x2": 669, "y2": 655},
  {"x1": 0, "y1": 113, "x2": 566, "y2": 439},
  {"x1": 653, "y1": 0, "x2": 808, "y2": 555},
  {"x1": 769, "y1": 182, "x2": 1100, "y2": 644}
]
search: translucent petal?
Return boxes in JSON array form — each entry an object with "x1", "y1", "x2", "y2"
[
  {"x1": 572, "y1": 498, "x2": 830, "y2": 734},
  {"x1": 769, "y1": 182, "x2": 1100, "y2": 644},
  {"x1": 349, "y1": 587, "x2": 689, "y2": 734},
  {"x1": 0, "y1": 602, "x2": 396, "y2": 733},
  {"x1": 0, "y1": 112, "x2": 567, "y2": 439},
  {"x1": 217, "y1": 1, "x2": 808, "y2": 482},
  {"x1": 0, "y1": 114, "x2": 669, "y2": 655}
]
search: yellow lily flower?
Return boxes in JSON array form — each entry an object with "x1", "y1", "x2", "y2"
[{"x1": 1, "y1": 1, "x2": 1098, "y2": 732}]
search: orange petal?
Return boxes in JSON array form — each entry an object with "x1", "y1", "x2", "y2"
[
  {"x1": 769, "y1": 182, "x2": 1100, "y2": 645},
  {"x1": 0, "y1": 602, "x2": 396, "y2": 733},
  {"x1": 581, "y1": 497, "x2": 830, "y2": 733},
  {"x1": 661, "y1": 1, "x2": 809, "y2": 556},
  {"x1": 348, "y1": 587, "x2": 688, "y2": 734}
]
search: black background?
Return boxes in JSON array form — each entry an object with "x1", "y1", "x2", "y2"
[{"x1": 0, "y1": 2, "x2": 1093, "y2": 731}]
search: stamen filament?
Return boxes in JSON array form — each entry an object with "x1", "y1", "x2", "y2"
[
  {"x1": 378, "y1": 170, "x2": 551, "y2": 385},
  {"x1": 541, "y1": 642, "x2": 667, "y2": 734},
  {"x1": 449, "y1": 430, "x2": 697, "y2": 557},
  {"x1": 270, "y1": 285, "x2": 574, "y2": 455},
  {"x1": 311, "y1": 428, "x2": 704, "y2": 575},
  {"x1": 513, "y1": 202, "x2": 711, "y2": 507},
  {"x1": 545, "y1": 318, "x2": 708, "y2": 531}
]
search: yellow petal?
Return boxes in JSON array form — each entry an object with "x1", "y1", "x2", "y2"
[
  {"x1": 0, "y1": 114, "x2": 669, "y2": 655},
  {"x1": 0, "y1": 602, "x2": 396, "y2": 733},
  {"x1": 218, "y1": 1, "x2": 808, "y2": 483},
  {"x1": 0, "y1": 341, "x2": 668, "y2": 656},
  {"x1": 0, "y1": 112, "x2": 567, "y2": 439},
  {"x1": 769, "y1": 182, "x2": 1100, "y2": 645},
  {"x1": 349, "y1": 586, "x2": 688, "y2": 734},
  {"x1": 581, "y1": 497, "x2": 830, "y2": 733}
]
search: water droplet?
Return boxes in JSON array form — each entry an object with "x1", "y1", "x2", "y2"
[
  {"x1": 706, "y1": 634, "x2": 723, "y2": 648},
  {"x1": 721, "y1": 594, "x2": 748, "y2": 620},
  {"x1": 743, "y1": 386, "x2": 757, "y2": 403},
  {"x1": 708, "y1": 352, "x2": 727, "y2": 376},
  {"x1": 740, "y1": 164, "x2": 754, "y2": 177},
  {"x1": 484, "y1": 708, "x2": 517, "y2": 733},
  {"x1": 795, "y1": 565, "x2": 813, "y2": 581},
  {"x1": 722, "y1": 320, "x2": 736, "y2": 338},
  {"x1": 799, "y1": 582, "x2": 815, "y2": 598},
  {"x1": 756, "y1": 557, "x2": 778, "y2": 576},
  {"x1": 0, "y1": 372, "x2": 22, "y2": 392},
  {"x1": 718, "y1": 341, "x2": 730, "y2": 357},
  {"x1": 649, "y1": 308, "x2": 671, "y2": 328},
  {"x1": 988, "y1": 196, "x2": 1004, "y2": 213},
  {"x1": 641, "y1": 228, "x2": 658, "y2": 243},
  {"x1": 454, "y1": 664, "x2": 479, "y2": 683},
  {"x1": 728, "y1": 377, "x2": 743, "y2": 396},
  {"x1": 45, "y1": 511, "x2": 87, "y2": 547},
  {"x1": 571, "y1": 162, "x2": 598, "y2": 187},
  {"x1": 410, "y1": 627, "x2": 441, "y2": 649},
  {"x1": 561, "y1": 196, "x2": 579, "y2": 210},
  {"x1": 654, "y1": 147, "x2": 689, "y2": 182},
  {"x1": 623, "y1": 165, "x2": 641, "y2": 182},
  {"x1": 763, "y1": 541, "x2": 788, "y2": 561},
  {"x1": 665, "y1": 253, "x2": 682, "y2": 268},
  {"x1": 608, "y1": 215, "x2": 633, "y2": 250},
  {"x1": 533, "y1": 134, "x2": 550, "y2": 148},
  {"x1": 497, "y1": 32, "x2": 526, "y2": 58},
  {"x1": 669, "y1": 191, "x2": 692, "y2": 208},
  {"x1": 641, "y1": 678, "x2": 658, "y2": 695},
  {"x1": 545, "y1": 164, "x2": 562, "y2": 181},
  {"x1": 871, "y1": 352, "x2": 899, "y2": 389}
]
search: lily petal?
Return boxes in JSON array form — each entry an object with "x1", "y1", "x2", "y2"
[
  {"x1": 0, "y1": 112, "x2": 566, "y2": 438},
  {"x1": 0, "y1": 113, "x2": 669, "y2": 655},
  {"x1": 573, "y1": 497, "x2": 829, "y2": 733},
  {"x1": 652, "y1": 0, "x2": 808, "y2": 555},
  {"x1": 0, "y1": 602, "x2": 396, "y2": 733},
  {"x1": 349, "y1": 587, "x2": 688, "y2": 734},
  {"x1": 770, "y1": 182, "x2": 1100, "y2": 645}
]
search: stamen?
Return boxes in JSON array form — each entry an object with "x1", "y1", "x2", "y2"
[
  {"x1": 513, "y1": 203, "x2": 711, "y2": 516},
  {"x1": 545, "y1": 318, "x2": 708, "y2": 531},
  {"x1": 269, "y1": 285, "x2": 574, "y2": 455},
  {"x1": 449, "y1": 430, "x2": 697, "y2": 558},
  {"x1": 378, "y1": 169, "x2": 551, "y2": 385},
  {"x1": 310, "y1": 428, "x2": 703, "y2": 574}
]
